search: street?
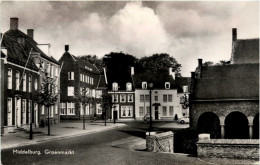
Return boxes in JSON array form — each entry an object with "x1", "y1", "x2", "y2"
[{"x1": 1, "y1": 121, "x2": 258, "y2": 165}]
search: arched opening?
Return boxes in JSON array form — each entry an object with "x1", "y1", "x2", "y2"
[
  {"x1": 253, "y1": 113, "x2": 259, "y2": 139},
  {"x1": 197, "y1": 112, "x2": 221, "y2": 139},
  {"x1": 225, "y1": 111, "x2": 248, "y2": 139}
]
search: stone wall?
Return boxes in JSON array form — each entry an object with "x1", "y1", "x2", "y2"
[
  {"x1": 146, "y1": 131, "x2": 174, "y2": 153},
  {"x1": 197, "y1": 138, "x2": 259, "y2": 159},
  {"x1": 190, "y1": 100, "x2": 259, "y2": 129}
]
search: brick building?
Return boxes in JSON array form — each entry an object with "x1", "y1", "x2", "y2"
[
  {"x1": 190, "y1": 28, "x2": 259, "y2": 139},
  {"x1": 59, "y1": 45, "x2": 106, "y2": 120},
  {"x1": 1, "y1": 18, "x2": 40, "y2": 133}
]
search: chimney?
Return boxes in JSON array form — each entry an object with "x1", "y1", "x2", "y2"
[
  {"x1": 27, "y1": 29, "x2": 34, "y2": 39},
  {"x1": 191, "y1": 72, "x2": 195, "y2": 79},
  {"x1": 232, "y1": 28, "x2": 237, "y2": 42},
  {"x1": 65, "y1": 45, "x2": 69, "y2": 52},
  {"x1": 198, "y1": 59, "x2": 202, "y2": 67},
  {"x1": 131, "y1": 67, "x2": 134, "y2": 76},
  {"x1": 10, "y1": 18, "x2": 18, "y2": 30}
]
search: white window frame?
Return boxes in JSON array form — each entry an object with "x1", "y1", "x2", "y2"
[
  {"x1": 7, "y1": 98, "x2": 12, "y2": 126},
  {"x1": 139, "y1": 107, "x2": 144, "y2": 117},
  {"x1": 68, "y1": 72, "x2": 74, "y2": 80},
  {"x1": 126, "y1": 83, "x2": 132, "y2": 91},
  {"x1": 163, "y1": 95, "x2": 167, "y2": 102},
  {"x1": 41, "y1": 106, "x2": 44, "y2": 115},
  {"x1": 67, "y1": 102, "x2": 75, "y2": 115},
  {"x1": 28, "y1": 75, "x2": 32, "y2": 92},
  {"x1": 162, "y1": 106, "x2": 167, "y2": 116},
  {"x1": 60, "y1": 103, "x2": 66, "y2": 115},
  {"x1": 68, "y1": 86, "x2": 74, "y2": 96},
  {"x1": 128, "y1": 94, "x2": 133, "y2": 102},
  {"x1": 112, "y1": 94, "x2": 118, "y2": 103},
  {"x1": 120, "y1": 94, "x2": 126, "y2": 103},
  {"x1": 96, "y1": 103, "x2": 102, "y2": 114},
  {"x1": 55, "y1": 105, "x2": 58, "y2": 115},
  {"x1": 22, "y1": 73, "x2": 26, "y2": 92},
  {"x1": 8, "y1": 68, "x2": 12, "y2": 89},
  {"x1": 121, "y1": 106, "x2": 133, "y2": 117},
  {"x1": 168, "y1": 94, "x2": 172, "y2": 102},
  {"x1": 15, "y1": 71, "x2": 20, "y2": 90},
  {"x1": 142, "y1": 82, "x2": 147, "y2": 89},
  {"x1": 34, "y1": 79, "x2": 38, "y2": 91},
  {"x1": 165, "y1": 82, "x2": 170, "y2": 89}
]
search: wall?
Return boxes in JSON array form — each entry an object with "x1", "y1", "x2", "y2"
[
  {"x1": 190, "y1": 100, "x2": 259, "y2": 129},
  {"x1": 146, "y1": 131, "x2": 174, "y2": 153},
  {"x1": 197, "y1": 138, "x2": 259, "y2": 159}
]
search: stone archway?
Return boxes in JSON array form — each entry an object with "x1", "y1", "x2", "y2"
[
  {"x1": 197, "y1": 112, "x2": 221, "y2": 139},
  {"x1": 253, "y1": 113, "x2": 259, "y2": 139},
  {"x1": 225, "y1": 111, "x2": 248, "y2": 139}
]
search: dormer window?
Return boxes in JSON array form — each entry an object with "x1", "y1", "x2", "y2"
[
  {"x1": 142, "y1": 82, "x2": 147, "y2": 89},
  {"x1": 112, "y1": 82, "x2": 118, "y2": 91},
  {"x1": 165, "y1": 82, "x2": 170, "y2": 89},
  {"x1": 126, "y1": 83, "x2": 132, "y2": 91}
]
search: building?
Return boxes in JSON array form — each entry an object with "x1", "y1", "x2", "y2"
[
  {"x1": 133, "y1": 67, "x2": 186, "y2": 120},
  {"x1": 58, "y1": 45, "x2": 105, "y2": 120},
  {"x1": 1, "y1": 18, "x2": 40, "y2": 133},
  {"x1": 190, "y1": 28, "x2": 259, "y2": 139},
  {"x1": 107, "y1": 67, "x2": 135, "y2": 120}
]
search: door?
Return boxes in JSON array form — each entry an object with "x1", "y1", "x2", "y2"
[
  {"x1": 7, "y1": 98, "x2": 12, "y2": 126},
  {"x1": 113, "y1": 111, "x2": 118, "y2": 120},
  {"x1": 155, "y1": 106, "x2": 159, "y2": 119}
]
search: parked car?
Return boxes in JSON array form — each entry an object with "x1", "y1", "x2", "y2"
[{"x1": 178, "y1": 116, "x2": 190, "y2": 124}]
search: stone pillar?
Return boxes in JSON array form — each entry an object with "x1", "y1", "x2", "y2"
[
  {"x1": 220, "y1": 124, "x2": 225, "y2": 139},
  {"x1": 249, "y1": 124, "x2": 253, "y2": 139},
  {"x1": 146, "y1": 132, "x2": 156, "y2": 152}
]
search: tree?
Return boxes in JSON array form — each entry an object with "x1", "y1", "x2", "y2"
[
  {"x1": 219, "y1": 60, "x2": 230, "y2": 65},
  {"x1": 138, "y1": 53, "x2": 182, "y2": 77},
  {"x1": 74, "y1": 88, "x2": 95, "y2": 130},
  {"x1": 100, "y1": 90, "x2": 113, "y2": 126},
  {"x1": 37, "y1": 75, "x2": 59, "y2": 135}
]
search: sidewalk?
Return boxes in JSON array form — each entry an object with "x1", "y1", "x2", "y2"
[{"x1": 1, "y1": 122, "x2": 125, "y2": 150}]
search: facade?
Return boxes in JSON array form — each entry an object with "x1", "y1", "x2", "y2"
[
  {"x1": 1, "y1": 18, "x2": 41, "y2": 133},
  {"x1": 59, "y1": 45, "x2": 104, "y2": 120},
  {"x1": 190, "y1": 28, "x2": 259, "y2": 139},
  {"x1": 107, "y1": 67, "x2": 135, "y2": 120},
  {"x1": 133, "y1": 68, "x2": 184, "y2": 120}
]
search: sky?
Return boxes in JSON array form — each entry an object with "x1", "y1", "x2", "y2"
[{"x1": 1, "y1": 1, "x2": 259, "y2": 77}]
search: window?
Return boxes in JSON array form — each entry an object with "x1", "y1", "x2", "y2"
[
  {"x1": 46, "y1": 63, "x2": 50, "y2": 76},
  {"x1": 121, "y1": 106, "x2": 133, "y2": 117},
  {"x1": 55, "y1": 105, "x2": 58, "y2": 115},
  {"x1": 139, "y1": 107, "x2": 144, "y2": 117},
  {"x1": 15, "y1": 71, "x2": 20, "y2": 90},
  {"x1": 68, "y1": 72, "x2": 74, "y2": 80},
  {"x1": 85, "y1": 75, "x2": 87, "y2": 83},
  {"x1": 140, "y1": 95, "x2": 144, "y2": 102},
  {"x1": 60, "y1": 103, "x2": 66, "y2": 115},
  {"x1": 128, "y1": 94, "x2": 133, "y2": 102},
  {"x1": 120, "y1": 94, "x2": 126, "y2": 103},
  {"x1": 145, "y1": 95, "x2": 150, "y2": 101},
  {"x1": 22, "y1": 99, "x2": 26, "y2": 124},
  {"x1": 80, "y1": 74, "x2": 83, "y2": 81},
  {"x1": 165, "y1": 82, "x2": 170, "y2": 89},
  {"x1": 112, "y1": 94, "x2": 118, "y2": 103},
  {"x1": 50, "y1": 106, "x2": 54, "y2": 118},
  {"x1": 50, "y1": 64, "x2": 53, "y2": 78},
  {"x1": 163, "y1": 95, "x2": 167, "y2": 102},
  {"x1": 8, "y1": 68, "x2": 12, "y2": 89},
  {"x1": 168, "y1": 95, "x2": 172, "y2": 102},
  {"x1": 96, "y1": 90, "x2": 102, "y2": 98},
  {"x1": 96, "y1": 104, "x2": 102, "y2": 114},
  {"x1": 163, "y1": 106, "x2": 167, "y2": 116},
  {"x1": 155, "y1": 96, "x2": 158, "y2": 101},
  {"x1": 67, "y1": 102, "x2": 75, "y2": 115},
  {"x1": 169, "y1": 106, "x2": 174, "y2": 116},
  {"x1": 112, "y1": 82, "x2": 118, "y2": 91},
  {"x1": 34, "y1": 79, "x2": 38, "y2": 91},
  {"x1": 126, "y1": 83, "x2": 132, "y2": 91},
  {"x1": 55, "y1": 66, "x2": 59, "y2": 77},
  {"x1": 68, "y1": 86, "x2": 74, "y2": 96},
  {"x1": 86, "y1": 76, "x2": 89, "y2": 83},
  {"x1": 28, "y1": 75, "x2": 32, "y2": 92},
  {"x1": 41, "y1": 106, "x2": 44, "y2": 115},
  {"x1": 142, "y1": 82, "x2": 147, "y2": 89},
  {"x1": 7, "y1": 98, "x2": 12, "y2": 113},
  {"x1": 82, "y1": 74, "x2": 85, "y2": 82},
  {"x1": 22, "y1": 73, "x2": 26, "y2": 92},
  {"x1": 28, "y1": 100, "x2": 32, "y2": 123},
  {"x1": 146, "y1": 106, "x2": 150, "y2": 116}
]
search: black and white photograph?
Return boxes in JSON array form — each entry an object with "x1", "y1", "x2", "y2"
[{"x1": 0, "y1": 1, "x2": 259, "y2": 164}]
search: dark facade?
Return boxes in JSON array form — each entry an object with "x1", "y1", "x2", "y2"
[
  {"x1": 190, "y1": 28, "x2": 259, "y2": 139},
  {"x1": 59, "y1": 45, "x2": 106, "y2": 120},
  {"x1": 1, "y1": 20, "x2": 40, "y2": 133}
]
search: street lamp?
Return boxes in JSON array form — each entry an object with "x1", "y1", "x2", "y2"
[{"x1": 148, "y1": 82, "x2": 153, "y2": 134}]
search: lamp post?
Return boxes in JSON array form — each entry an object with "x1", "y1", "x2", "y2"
[{"x1": 148, "y1": 82, "x2": 153, "y2": 134}]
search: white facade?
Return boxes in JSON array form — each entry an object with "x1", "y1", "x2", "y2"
[{"x1": 135, "y1": 89, "x2": 183, "y2": 120}]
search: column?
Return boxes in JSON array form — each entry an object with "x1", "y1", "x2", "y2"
[
  {"x1": 249, "y1": 124, "x2": 253, "y2": 139},
  {"x1": 220, "y1": 124, "x2": 225, "y2": 139}
]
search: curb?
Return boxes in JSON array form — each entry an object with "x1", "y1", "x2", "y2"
[{"x1": 1, "y1": 124, "x2": 126, "y2": 150}]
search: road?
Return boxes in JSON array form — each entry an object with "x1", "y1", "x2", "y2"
[{"x1": 1, "y1": 121, "x2": 257, "y2": 165}]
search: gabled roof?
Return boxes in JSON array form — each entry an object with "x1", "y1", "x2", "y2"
[
  {"x1": 107, "y1": 70, "x2": 133, "y2": 91},
  {"x1": 4, "y1": 29, "x2": 60, "y2": 65},
  {"x1": 1, "y1": 34, "x2": 39, "y2": 71},
  {"x1": 71, "y1": 55, "x2": 100, "y2": 74},
  {"x1": 95, "y1": 75, "x2": 107, "y2": 89},
  {"x1": 192, "y1": 63, "x2": 259, "y2": 100},
  {"x1": 232, "y1": 39, "x2": 259, "y2": 64}
]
